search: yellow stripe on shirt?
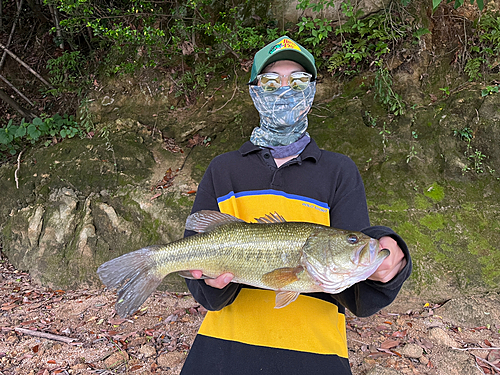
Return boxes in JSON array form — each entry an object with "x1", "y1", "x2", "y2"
[
  {"x1": 198, "y1": 289, "x2": 348, "y2": 357},
  {"x1": 199, "y1": 189, "x2": 346, "y2": 356},
  {"x1": 217, "y1": 189, "x2": 330, "y2": 226}
]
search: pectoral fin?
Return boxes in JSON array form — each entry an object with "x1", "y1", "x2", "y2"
[
  {"x1": 275, "y1": 291, "x2": 300, "y2": 309},
  {"x1": 261, "y1": 266, "x2": 304, "y2": 289}
]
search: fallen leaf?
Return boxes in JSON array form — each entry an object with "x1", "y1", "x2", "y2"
[
  {"x1": 108, "y1": 317, "x2": 127, "y2": 325},
  {"x1": 187, "y1": 134, "x2": 207, "y2": 148},
  {"x1": 152, "y1": 168, "x2": 178, "y2": 191},
  {"x1": 21, "y1": 319, "x2": 38, "y2": 325},
  {"x1": 150, "y1": 192, "x2": 162, "y2": 200},
  {"x1": 488, "y1": 349, "x2": 500, "y2": 362},
  {"x1": 1, "y1": 303, "x2": 17, "y2": 311},
  {"x1": 162, "y1": 137, "x2": 183, "y2": 153},
  {"x1": 418, "y1": 338, "x2": 434, "y2": 350},
  {"x1": 392, "y1": 330, "x2": 407, "y2": 338},
  {"x1": 380, "y1": 339, "x2": 400, "y2": 349}
]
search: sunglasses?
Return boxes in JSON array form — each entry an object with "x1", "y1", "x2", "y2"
[{"x1": 255, "y1": 72, "x2": 313, "y2": 92}]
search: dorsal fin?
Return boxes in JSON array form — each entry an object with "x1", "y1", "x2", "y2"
[
  {"x1": 185, "y1": 210, "x2": 244, "y2": 233},
  {"x1": 255, "y1": 212, "x2": 287, "y2": 224}
]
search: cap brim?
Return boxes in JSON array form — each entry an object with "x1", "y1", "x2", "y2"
[{"x1": 252, "y1": 51, "x2": 317, "y2": 82}]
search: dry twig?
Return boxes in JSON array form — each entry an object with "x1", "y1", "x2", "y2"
[
  {"x1": 15, "y1": 150, "x2": 22, "y2": 189},
  {"x1": 474, "y1": 355, "x2": 500, "y2": 373},
  {"x1": 207, "y1": 68, "x2": 239, "y2": 114},
  {"x1": 453, "y1": 347, "x2": 500, "y2": 351},
  {"x1": 0, "y1": 42, "x2": 55, "y2": 90},
  {"x1": 15, "y1": 327, "x2": 76, "y2": 344},
  {"x1": 207, "y1": 85, "x2": 238, "y2": 113},
  {"x1": 0, "y1": 0, "x2": 23, "y2": 71},
  {"x1": 0, "y1": 74, "x2": 34, "y2": 106}
]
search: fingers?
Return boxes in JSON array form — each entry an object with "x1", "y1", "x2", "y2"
[
  {"x1": 368, "y1": 236, "x2": 406, "y2": 283},
  {"x1": 205, "y1": 273, "x2": 234, "y2": 289},
  {"x1": 189, "y1": 270, "x2": 234, "y2": 289},
  {"x1": 190, "y1": 270, "x2": 204, "y2": 279}
]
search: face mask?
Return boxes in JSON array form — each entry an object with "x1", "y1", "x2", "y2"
[{"x1": 249, "y1": 81, "x2": 316, "y2": 147}]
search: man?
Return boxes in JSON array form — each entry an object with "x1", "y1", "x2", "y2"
[{"x1": 180, "y1": 36, "x2": 411, "y2": 374}]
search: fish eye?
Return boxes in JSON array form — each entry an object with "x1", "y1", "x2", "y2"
[{"x1": 347, "y1": 234, "x2": 359, "y2": 244}]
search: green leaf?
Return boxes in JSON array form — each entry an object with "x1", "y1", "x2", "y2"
[
  {"x1": 433, "y1": 0, "x2": 442, "y2": 9},
  {"x1": 475, "y1": 0, "x2": 484, "y2": 10},
  {"x1": 32, "y1": 117, "x2": 43, "y2": 126},
  {"x1": 27, "y1": 124, "x2": 41, "y2": 141},
  {"x1": 15, "y1": 126, "x2": 26, "y2": 138},
  {"x1": 0, "y1": 131, "x2": 9, "y2": 145}
]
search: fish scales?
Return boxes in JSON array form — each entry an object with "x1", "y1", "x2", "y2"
[
  {"x1": 152, "y1": 222, "x2": 319, "y2": 290},
  {"x1": 97, "y1": 211, "x2": 389, "y2": 317}
]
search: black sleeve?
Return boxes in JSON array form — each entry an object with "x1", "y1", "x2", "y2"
[
  {"x1": 328, "y1": 156, "x2": 371, "y2": 231},
  {"x1": 183, "y1": 164, "x2": 243, "y2": 311},
  {"x1": 332, "y1": 226, "x2": 412, "y2": 317}
]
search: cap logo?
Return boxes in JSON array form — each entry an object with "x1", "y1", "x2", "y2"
[{"x1": 269, "y1": 38, "x2": 301, "y2": 55}]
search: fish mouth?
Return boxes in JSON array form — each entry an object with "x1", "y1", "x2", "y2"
[{"x1": 353, "y1": 238, "x2": 381, "y2": 265}]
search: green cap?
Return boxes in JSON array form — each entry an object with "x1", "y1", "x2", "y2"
[{"x1": 249, "y1": 36, "x2": 317, "y2": 83}]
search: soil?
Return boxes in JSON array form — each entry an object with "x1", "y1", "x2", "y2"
[{"x1": 1, "y1": 253, "x2": 499, "y2": 375}]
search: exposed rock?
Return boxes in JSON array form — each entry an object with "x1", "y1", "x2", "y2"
[
  {"x1": 398, "y1": 343, "x2": 423, "y2": 359},
  {"x1": 139, "y1": 345, "x2": 157, "y2": 358},
  {"x1": 0, "y1": 123, "x2": 195, "y2": 291},
  {"x1": 428, "y1": 327, "x2": 458, "y2": 348},
  {"x1": 103, "y1": 350, "x2": 129, "y2": 368},
  {"x1": 157, "y1": 351, "x2": 187, "y2": 370},
  {"x1": 479, "y1": 94, "x2": 500, "y2": 121}
]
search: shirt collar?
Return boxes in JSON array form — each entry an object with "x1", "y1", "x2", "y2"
[{"x1": 239, "y1": 139, "x2": 321, "y2": 162}]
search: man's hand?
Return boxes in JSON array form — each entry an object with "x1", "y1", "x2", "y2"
[
  {"x1": 190, "y1": 270, "x2": 234, "y2": 289},
  {"x1": 368, "y1": 236, "x2": 406, "y2": 283}
]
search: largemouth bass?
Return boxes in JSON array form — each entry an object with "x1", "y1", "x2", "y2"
[{"x1": 97, "y1": 211, "x2": 389, "y2": 317}]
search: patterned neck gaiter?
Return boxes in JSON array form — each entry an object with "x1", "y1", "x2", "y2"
[{"x1": 249, "y1": 81, "x2": 316, "y2": 147}]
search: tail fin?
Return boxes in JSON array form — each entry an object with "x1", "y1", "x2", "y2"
[{"x1": 97, "y1": 246, "x2": 164, "y2": 318}]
